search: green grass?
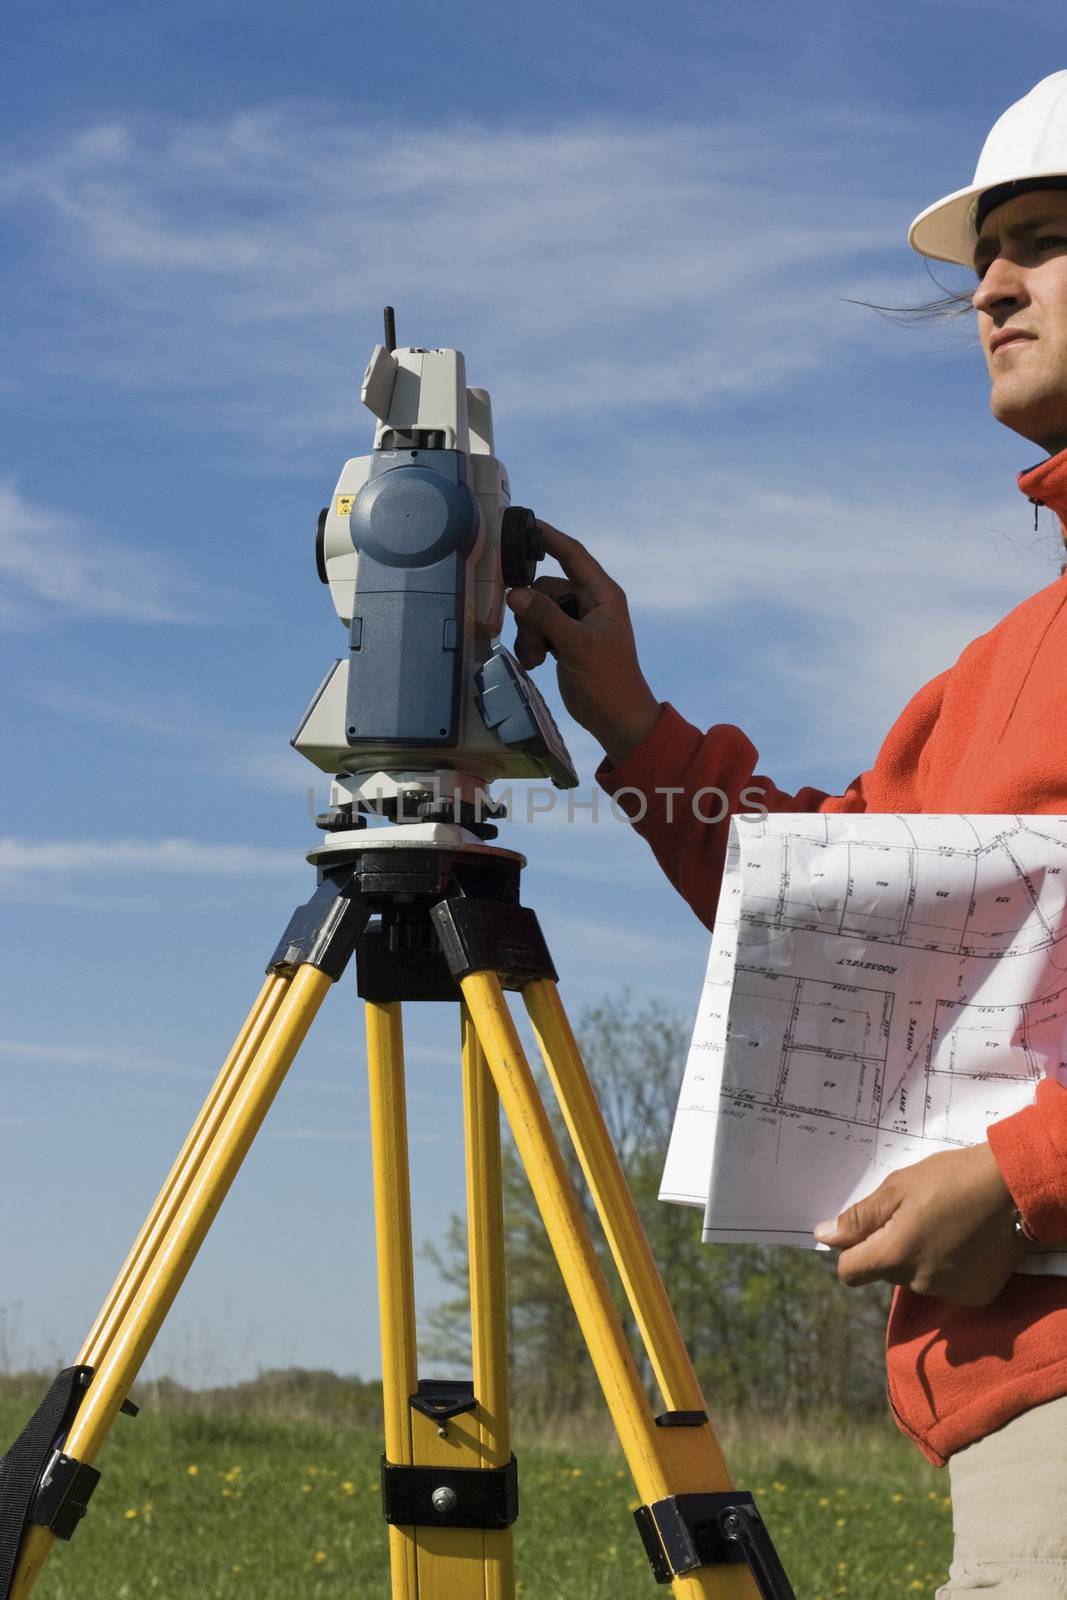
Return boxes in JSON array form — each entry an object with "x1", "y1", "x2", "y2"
[{"x1": 1, "y1": 1393, "x2": 951, "y2": 1598}]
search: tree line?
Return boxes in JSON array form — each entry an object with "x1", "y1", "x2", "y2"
[{"x1": 423, "y1": 992, "x2": 893, "y2": 1421}]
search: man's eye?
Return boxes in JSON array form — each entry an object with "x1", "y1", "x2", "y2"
[{"x1": 1035, "y1": 234, "x2": 1067, "y2": 252}]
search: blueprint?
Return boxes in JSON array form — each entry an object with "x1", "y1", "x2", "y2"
[{"x1": 660, "y1": 815, "x2": 1067, "y2": 1273}]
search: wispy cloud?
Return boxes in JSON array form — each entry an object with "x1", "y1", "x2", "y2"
[
  {"x1": 0, "y1": 1037, "x2": 198, "y2": 1076},
  {"x1": 32, "y1": 688, "x2": 313, "y2": 794},
  {"x1": 0, "y1": 477, "x2": 204, "y2": 626},
  {"x1": 0, "y1": 106, "x2": 939, "y2": 440},
  {"x1": 0, "y1": 836, "x2": 296, "y2": 874},
  {"x1": 548, "y1": 450, "x2": 1055, "y2": 758}
]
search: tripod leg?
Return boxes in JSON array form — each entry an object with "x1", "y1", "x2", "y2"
[
  {"x1": 79, "y1": 974, "x2": 291, "y2": 1371},
  {"x1": 523, "y1": 980, "x2": 716, "y2": 1429},
  {"x1": 367, "y1": 1001, "x2": 506, "y2": 1600},
  {"x1": 365, "y1": 1000, "x2": 419, "y2": 1600},
  {"x1": 460, "y1": 972, "x2": 760, "y2": 1600},
  {"x1": 461, "y1": 1004, "x2": 513, "y2": 1600},
  {"x1": 8, "y1": 965, "x2": 332, "y2": 1600}
]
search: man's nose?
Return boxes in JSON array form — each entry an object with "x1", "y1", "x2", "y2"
[{"x1": 972, "y1": 255, "x2": 1028, "y2": 315}]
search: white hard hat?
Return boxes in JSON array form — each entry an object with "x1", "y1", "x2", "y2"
[{"x1": 909, "y1": 71, "x2": 1067, "y2": 266}]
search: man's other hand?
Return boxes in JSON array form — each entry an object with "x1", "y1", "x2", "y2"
[
  {"x1": 505, "y1": 521, "x2": 661, "y2": 767},
  {"x1": 813, "y1": 1143, "x2": 1031, "y2": 1306}
]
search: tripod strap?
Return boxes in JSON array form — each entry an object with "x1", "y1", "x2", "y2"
[{"x1": 0, "y1": 1366, "x2": 137, "y2": 1599}]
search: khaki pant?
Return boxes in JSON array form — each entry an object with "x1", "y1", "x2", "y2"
[{"x1": 937, "y1": 1394, "x2": 1067, "y2": 1596}]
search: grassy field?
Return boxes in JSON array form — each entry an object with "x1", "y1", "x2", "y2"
[{"x1": 1, "y1": 1389, "x2": 951, "y2": 1598}]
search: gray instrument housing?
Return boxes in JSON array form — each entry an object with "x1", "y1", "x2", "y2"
[
  {"x1": 345, "y1": 448, "x2": 477, "y2": 747},
  {"x1": 292, "y1": 336, "x2": 578, "y2": 809}
]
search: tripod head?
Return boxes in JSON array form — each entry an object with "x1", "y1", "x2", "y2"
[{"x1": 292, "y1": 309, "x2": 578, "y2": 834}]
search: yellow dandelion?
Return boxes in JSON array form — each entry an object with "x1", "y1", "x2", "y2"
[
  {"x1": 222, "y1": 1488, "x2": 232, "y2": 1499},
  {"x1": 926, "y1": 1490, "x2": 939, "y2": 1501},
  {"x1": 341, "y1": 1481, "x2": 356, "y2": 1496},
  {"x1": 891, "y1": 1491, "x2": 904, "y2": 1503},
  {"x1": 835, "y1": 1517, "x2": 845, "y2": 1528},
  {"x1": 819, "y1": 1496, "x2": 830, "y2": 1508},
  {"x1": 142, "y1": 1502, "x2": 154, "y2": 1514},
  {"x1": 187, "y1": 1464, "x2": 199, "y2": 1477},
  {"x1": 124, "y1": 1508, "x2": 138, "y2": 1520},
  {"x1": 941, "y1": 1496, "x2": 951, "y2": 1509},
  {"x1": 627, "y1": 1498, "x2": 640, "y2": 1512},
  {"x1": 837, "y1": 1562, "x2": 848, "y2": 1574},
  {"x1": 302, "y1": 1483, "x2": 312, "y2": 1494},
  {"x1": 909, "y1": 1583, "x2": 925, "y2": 1592},
  {"x1": 314, "y1": 1550, "x2": 327, "y2": 1565},
  {"x1": 223, "y1": 1467, "x2": 242, "y2": 1483},
  {"x1": 231, "y1": 1565, "x2": 241, "y2": 1575},
  {"x1": 771, "y1": 1480, "x2": 787, "y2": 1492},
  {"x1": 570, "y1": 1469, "x2": 582, "y2": 1478}
]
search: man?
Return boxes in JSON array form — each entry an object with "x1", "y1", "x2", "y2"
[{"x1": 505, "y1": 73, "x2": 1067, "y2": 1596}]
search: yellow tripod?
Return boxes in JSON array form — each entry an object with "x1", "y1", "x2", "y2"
[{"x1": 0, "y1": 831, "x2": 795, "y2": 1599}]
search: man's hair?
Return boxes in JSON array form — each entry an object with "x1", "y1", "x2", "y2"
[{"x1": 846, "y1": 264, "x2": 974, "y2": 326}]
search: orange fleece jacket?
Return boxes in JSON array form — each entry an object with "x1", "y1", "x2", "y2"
[{"x1": 596, "y1": 448, "x2": 1067, "y2": 1466}]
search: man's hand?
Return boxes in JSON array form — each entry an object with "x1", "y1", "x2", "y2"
[
  {"x1": 505, "y1": 521, "x2": 660, "y2": 767},
  {"x1": 813, "y1": 1143, "x2": 1031, "y2": 1306}
]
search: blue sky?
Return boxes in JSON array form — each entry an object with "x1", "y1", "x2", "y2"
[{"x1": 5, "y1": 2, "x2": 1067, "y2": 1385}]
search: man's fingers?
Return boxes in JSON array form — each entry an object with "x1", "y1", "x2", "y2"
[
  {"x1": 531, "y1": 574, "x2": 581, "y2": 609},
  {"x1": 515, "y1": 576, "x2": 579, "y2": 662},
  {"x1": 835, "y1": 1241, "x2": 909, "y2": 1290},
  {"x1": 506, "y1": 585, "x2": 585, "y2": 657},
  {"x1": 814, "y1": 1181, "x2": 908, "y2": 1288},
  {"x1": 514, "y1": 621, "x2": 547, "y2": 669},
  {"x1": 814, "y1": 1183, "x2": 901, "y2": 1248},
  {"x1": 537, "y1": 521, "x2": 619, "y2": 604}
]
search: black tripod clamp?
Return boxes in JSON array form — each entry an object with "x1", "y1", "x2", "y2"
[
  {"x1": 634, "y1": 1489, "x2": 796, "y2": 1597},
  {"x1": 266, "y1": 841, "x2": 556, "y2": 1000}
]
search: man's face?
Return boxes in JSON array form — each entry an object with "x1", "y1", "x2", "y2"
[{"x1": 973, "y1": 190, "x2": 1067, "y2": 454}]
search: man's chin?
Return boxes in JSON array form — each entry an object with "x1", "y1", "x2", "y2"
[{"x1": 990, "y1": 390, "x2": 1067, "y2": 452}]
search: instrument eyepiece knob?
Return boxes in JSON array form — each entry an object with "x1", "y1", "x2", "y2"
[{"x1": 501, "y1": 505, "x2": 544, "y2": 587}]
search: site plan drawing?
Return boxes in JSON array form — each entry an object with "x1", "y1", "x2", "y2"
[{"x1": 660, "y1": 814, "x2": 1067, "y2": 1272}]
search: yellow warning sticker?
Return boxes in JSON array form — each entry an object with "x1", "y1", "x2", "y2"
[{"x1": 335, "y1": 495, "x2": 354, "y2": 516}]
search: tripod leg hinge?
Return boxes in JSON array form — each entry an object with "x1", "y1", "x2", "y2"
[
  {"x1": 380, "y1": 1454, "x2": 519, "y2": 1530},
  {"x1": 431, "y1": 899, "x2": 557, "y2": 988},
  {"x1": 267, "y1": 868, "x2": 370, "y2": 980},
  {"x1": 633, "y1": 1491, "x2": 796, "y2": 1598}
]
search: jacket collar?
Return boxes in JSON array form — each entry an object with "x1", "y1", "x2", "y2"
[{"x1": 1019, "y1": 449, "x2": 1067, "y2": 533}]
